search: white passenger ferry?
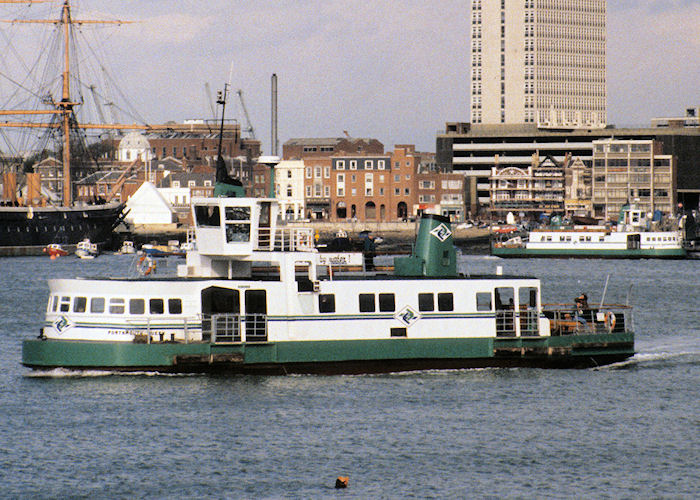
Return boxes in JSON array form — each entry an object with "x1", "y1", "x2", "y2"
[
  {"x1": 23, "y1": 195, "x2": 635, "y2": 374},
  {"x1": 493, "y1": 206, "x2": 685, "y2": 259}
]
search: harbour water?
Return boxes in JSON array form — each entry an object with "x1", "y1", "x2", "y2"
[{"x1": 0, "y1": 254, "x2": 698, "y2": 498}]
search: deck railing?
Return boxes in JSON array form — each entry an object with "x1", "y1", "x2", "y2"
[
  {"x1": 256, "y1": 227, "x2": 314, "y2": 252},
  {"x1": 542, "y1": 304, "x2": 632, "y2": 336},
  {"x1": 202, "y1": 313, "x2": 268, "y2": 343}
]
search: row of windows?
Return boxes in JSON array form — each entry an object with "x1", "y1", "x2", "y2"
[
  {"x1": 50, "y1": 296, "x2": 183, "y2": 315},
  {"x1": 335, "y1": 159, "x2": 387, "y2": 170},
  {"x1": 318, "y1": 292, "x2": 455, "y2": 314}
]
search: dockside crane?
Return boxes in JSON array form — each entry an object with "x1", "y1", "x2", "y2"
[{"x1": 236, "y1": 89, "x2": 256, "y2": 140}]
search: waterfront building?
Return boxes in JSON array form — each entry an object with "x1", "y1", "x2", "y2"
[
  {"x1": 591, "y1": 139, "x2": 676, "y2": 220},
  {"x1": 329, "y1": 145, "x2": 465, "y2": 223},
  {"x1": 470, "y1": 0, "x2": 607, "y2": 128},
  {"x1": 490, "y1": 154, "x2": 565, "y2": 218},
  {"x1": 273, "y1": 160, "x2": 305, "y2": 220},
  {"x1": 283, "y1": 137, "x2": 384, "y2": 160},
  {"x1": 437, "y1": 122, "x2": 700, "y2": 215}
]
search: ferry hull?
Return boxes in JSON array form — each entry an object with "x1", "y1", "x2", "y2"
[
  {"x1": 22, "y1": 333, "x2": 634, "y2": 374},
  {"x1": 492, "y1": 247, "x2": 687, "y2": 259}
]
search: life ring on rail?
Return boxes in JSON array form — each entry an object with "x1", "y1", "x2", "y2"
[
  {"x1": 604, "y1": 311, "x2": 616, "y2": 331},
  {"x1": 137, "y1": 255, "x2": 157, "y2": 276}
]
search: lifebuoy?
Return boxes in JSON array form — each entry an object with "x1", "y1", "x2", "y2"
[
  {"x1": 604, "y1": 311, "x2": 616, "y2": 331},
  {"x1": 137, "y1": 255, "x2": 156, "y2": 276}
]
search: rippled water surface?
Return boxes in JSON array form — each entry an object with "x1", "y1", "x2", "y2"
[{"x1": 0, "y1": 254, "x2": 698, "y2": 498}]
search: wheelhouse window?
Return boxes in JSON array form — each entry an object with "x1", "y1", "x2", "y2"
[
  {"x1": 418, "y1": 293, "x2": 434, "y2": 312},
  {"x1": 319, "y1": 294, "x2": 335, "y2": 313},
  {"x1": 150, "y1": 299, "x2": 164, "y2": 314},
  {"x1": 359, "y1": 293, "x2": 375, "y2": 312},
  {"x1": 129, "y1": 299, "x2": 145, "y2": 315},
  {"x1": 378, "y1": 293, "x2": 395, "y2": 312},
  {"x1": 437, "y1": 293, "x2": 454, "y2": 311},
  {"x1": 194, "y1": 205, "x2": 221, "y2": 227},
  {"x1": 168, "y1": 299, "x2": 183, "y2": 314},
  {"x1": 73, "y1": 297, "x2": 87, "y2": 313},
  {"x1": 225, "y1": 206, "x2": 251, "y2": 242},
  {"x1": 476, "y1": 292, "x2": 492, "y2": 311},
  {"x1": 90, "y1": 298, "x2": 105, "y2": 313}
]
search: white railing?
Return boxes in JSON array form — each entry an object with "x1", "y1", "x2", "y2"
[{"x1": 257, "y1": 227, "x2": 314, "y2": 252}]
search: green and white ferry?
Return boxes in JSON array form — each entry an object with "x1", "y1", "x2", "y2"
[
  {"x1": 22, "y1": 194, "x2": 636, "y2": 374},
  {"x1": 493, "y1": 206, "x2": 686, "y2": 259}
]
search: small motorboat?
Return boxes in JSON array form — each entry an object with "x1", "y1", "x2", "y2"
[
  {"x1": 75, "y1": 239, "x2": 99, "y2": 259},
  {"x1": 119, "y1": 241, "x2": 136, "y2": 254},
  {"x1": 43, "y1": 243, "x2": 68, "y2": 259}
]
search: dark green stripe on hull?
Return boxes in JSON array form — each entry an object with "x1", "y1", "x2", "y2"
[
  {"x1": 492, "y1": 247, "x2": 686, "y2": 259},
  {"x1": 22, "y1": 333, "x2": 634, "y2": 374}
]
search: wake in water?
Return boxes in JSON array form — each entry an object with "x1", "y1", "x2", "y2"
[
  {"x1": 24, "y1": 368, "x2": 197, "y2": 378},
  {"x1": 594, "y1": 350, "x2": 700, "y2": 370}
]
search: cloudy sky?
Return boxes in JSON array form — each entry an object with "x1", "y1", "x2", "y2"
[{"x1": 1, "y1": 0, "x2": 698, "y2": 154}]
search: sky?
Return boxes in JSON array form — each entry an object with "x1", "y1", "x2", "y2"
[{"x1": 1, "y1": 0, "x2": 698, "y2": 155}]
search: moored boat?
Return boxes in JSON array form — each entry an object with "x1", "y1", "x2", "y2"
[
  {"x1": 75, "y1": 239, "x2": 98, "y2": 259},
  {"x1": 493, "y1": 206, "x2": 686, "y2": 259},
  {"x1": 43, "y1": 243, "x2": 68, "y2": 259}
]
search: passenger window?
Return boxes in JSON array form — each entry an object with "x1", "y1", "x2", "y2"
[
  {"x1": 319, "y1": 294, "x2": 335, "y2": 313},
  {"x1": 129, "y1": 299, "x2": 145, "y2": 315},
  {"x1": 418, "y1": 293, "x2": 434, "y2": 312},
  {"x1": 90, "y1": 297, "x2": 105, "y2": 313},
  {"x1": 60, "y1": 296, "x2": 70, "y2": 312},
  {"x1": 495, "y1": 287, "x2": 514, "y2": 310},
  {"x1": 519, "y1": 287, "x2": 538, "y2": 309},
  {"x1": 437, "y1": 293, "x2": 453, "y2": 311},
  {"x1": 150, "y1": 298, "x2": 164, "y2": 314},
  {"x1": 168, "y1": 298, "x2": 182, "y2": 314},
  {"x1": 378, "y1": 293, "x2": 395, "y2": 312},
  {"x1": 73, "y1": 297, "x2": 87, "y2": 313},
  {"x1": 359, "y1": 293, "x2": 375, "y2": 312},
  {"x1": 51, "y1": 296, "x2": 59, "y2": 312},
  {"x1": 476, "y1": 292, "x2": 492, "y2": 311},
  {"x1": 109, "y1": 298, "x2": 125, "y2": 314}
]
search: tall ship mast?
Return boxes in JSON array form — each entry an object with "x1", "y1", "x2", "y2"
[{"x1": 0, "y1": 0, "x2": 148, "y2": 254}]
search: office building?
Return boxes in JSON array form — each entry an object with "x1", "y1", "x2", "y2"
[{"x1": 470, "y1": 0, "x2": 606, "y2": 128}]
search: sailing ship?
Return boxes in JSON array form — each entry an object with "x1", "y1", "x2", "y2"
[{"x1": 0, "y1": 1, "x2": 138, "y2": 254}]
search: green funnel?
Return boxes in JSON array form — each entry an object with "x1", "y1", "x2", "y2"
[{"x1": 394, "y1": 213, "x2": 457, "y2": 277}]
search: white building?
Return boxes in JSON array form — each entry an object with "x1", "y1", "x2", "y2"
[
  {"x1": 125, "y1": 182, "x2": 176, "y2": 226},
  {"x1": 470, "y1": 0, "x2": 606, "y2": 128},
  {"x1": 274, "y1": 160, "x2": 306, "y2": 220},
  {"x1": 117, "y1": 132, "x2": 153, "y2": 163}
]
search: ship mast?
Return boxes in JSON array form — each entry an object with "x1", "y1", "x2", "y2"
[{"x1": 0, "y1": 0, "x2": 129, "y2": 206}]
